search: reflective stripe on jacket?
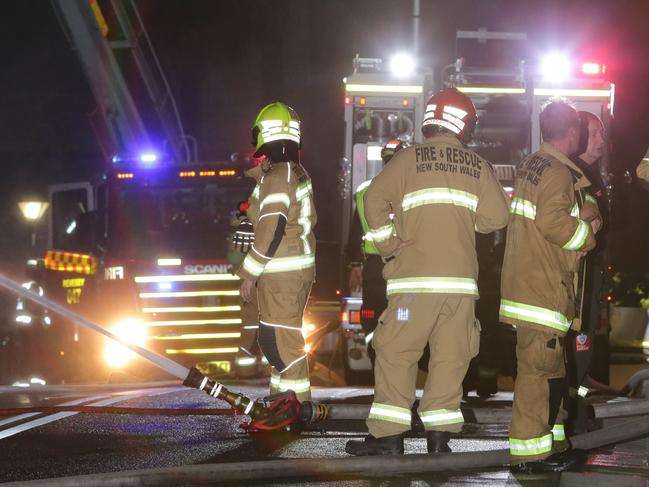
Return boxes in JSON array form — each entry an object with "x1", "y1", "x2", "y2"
[
  {"x1": 500, "y1": 143, "x2": 598, "y2": 335},
  {"x1": 363, "y1": 135, "x2": 510, "y2": 297},
  {"x1": 238, "y1": 161, "x2": 316, "y2": 282}
]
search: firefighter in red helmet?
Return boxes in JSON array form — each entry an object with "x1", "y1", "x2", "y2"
[{"x1": 345, "y1": 88, "x2": 510, "y2": 456}]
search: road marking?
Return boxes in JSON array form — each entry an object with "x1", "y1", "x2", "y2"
[
  {"x1": 0, "y1": 387, "x2": 183, "y2": 440},
  {"x1": 0, "y1": 394, "x2": 110, "y2": 428}
]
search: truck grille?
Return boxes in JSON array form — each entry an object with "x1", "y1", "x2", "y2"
[{"x1": 134, "y1": 273, "x2": 241, "y2": 373}]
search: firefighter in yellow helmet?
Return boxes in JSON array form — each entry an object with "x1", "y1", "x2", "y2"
[
  {"x1": 238, "y1": 102, "x2": 316, "y2": 402},
  {"x1": 345, "y1": 88, "x2": 510, "y2": 456},
  {"x1": 500, "y1": 100, "x2": 601, "y2": 473}
]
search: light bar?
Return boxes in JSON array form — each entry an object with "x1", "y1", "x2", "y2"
[
  {"x1": 142, "y1": 306, "x2": 240, "y2": 313},
  {"x1": 200, "y1": 170, "x2": 216, "y2": 176},
  {"x1": 345, "y1": 83, "x2": 423, "y2": 94},
  {"x1": 140, "y1": 153, "x2": 158, "y2": 163},
  {"x1": 165, "y1": 347, "x2": 239, "y2": 355},
  {"x1": 457, "y1": 87, "x2": 526, "y2": 95},
  {"x1": 533, "y1": 88, "x2": 610, "y2": 98},
  {"x1": 144, "y1": 318, "x2": 242, "y2": 327},
  {"x1": 135, "y1": 274, "x2": 240, "y2": 283},
  {"x1": 581, "y1": 62, "x2": 602, "y2": 75},
  {"x1": 219, "y1": 170, "x2": 236, "y2": 176},
  {"x1": 151, "y1": 332, "x2": 241, "y2": 341},
  {"x1": 179, "y1": 171, "x2": 196, "y2": 177},
  {"x1": 117, "y1": 173, "x2": 134, "y2": 179},
  {"x1": 139, "y1": 290, "x2": 240, "y2": 299},
  {"x1": 157, "y1": 258, "x2": 181, "y2": 266}
]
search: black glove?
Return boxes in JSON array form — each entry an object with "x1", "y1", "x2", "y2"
[{"x1": 232, "y1": 218, "x2": 255, "y2": 253}]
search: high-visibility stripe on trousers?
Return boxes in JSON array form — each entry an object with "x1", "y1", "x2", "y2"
[{"x1": 270, "y1": 371, "x2": 311, "y2": 394}]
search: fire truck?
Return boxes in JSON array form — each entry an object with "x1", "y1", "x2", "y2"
[
  {"x1": 339, "y1": 30, "x2": 614, "y2": 386},
  {"x1": 11, "y1": 1, "x2": 258, "y2": 383}
]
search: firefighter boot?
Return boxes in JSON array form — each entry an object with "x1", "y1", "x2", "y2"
[
  {"x1": 511, "y1": 448, "x2": 587, "y2": 474},
  {"x1": 345, "y1": 434, "x2": 404, "y2": 456},
  {"x1": 427, "y1": 431, "x2": 451, "y2": 453}
]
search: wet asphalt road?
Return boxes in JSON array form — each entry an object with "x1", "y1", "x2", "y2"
[{"x1": 0, "y1": 381, "x2": 648, "y2": 486}]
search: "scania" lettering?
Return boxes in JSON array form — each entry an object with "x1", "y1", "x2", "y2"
[{"x1": 184, "y1": 264, "x2": 232, "y2": 274}]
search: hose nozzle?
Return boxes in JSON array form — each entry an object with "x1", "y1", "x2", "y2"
[{"x1": 183, "y1": 366, "x2": 268, "y2": 419}]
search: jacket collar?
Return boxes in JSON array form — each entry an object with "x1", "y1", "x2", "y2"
[
  {"x1": 244, "y1": 159, "x2": 273, "y2": 180},
  {"x1": 427, "y1": 134, "x2": 464, "y2": 148},
  {"x1": 540, "y1": 142, "x2": 591, "y2": 189}
]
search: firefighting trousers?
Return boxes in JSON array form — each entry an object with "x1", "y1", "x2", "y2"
[
  {"x1": 367, "y1": 295, "x2": 480, "y2": 438},
  {"x1": 257, "y1": 276, "x2": 312, "y2": 401},
  {"x1": 510, "y1": 327, "x2": 569, "y2": 463}
]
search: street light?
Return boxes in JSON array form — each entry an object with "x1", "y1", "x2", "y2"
[{"x1": 18, "y1": 200, "x2": 49, "y2": 248}]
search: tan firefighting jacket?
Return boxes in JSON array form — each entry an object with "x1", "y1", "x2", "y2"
[
  {"x1": 637, "y1": 149, "x2": 649, "y2": 182},
  {"x1": 500, "y1": 142, "x2": 599, "y2": 336},
  {"x1": 363, "y1": 134, "x2": 510, "y2": 298},
  {"x1": 238, "y1": 160, "x2": 316, "y2": 282}
]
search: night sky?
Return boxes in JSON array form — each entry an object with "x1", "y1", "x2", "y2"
[{"x1": 1, "y1": 0, "x2": 648, "y2": 275}]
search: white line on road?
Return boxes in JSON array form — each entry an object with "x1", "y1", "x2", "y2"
[
  {"x1": 0, "y1": 395, "x2": 110, "y2": 429},
  {"x1": 0, "y1": 387, "x2": 184, "y2": 440}
]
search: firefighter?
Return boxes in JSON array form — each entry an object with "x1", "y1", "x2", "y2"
[
  {"x1": 500, "y1": 100, "x2": 601, "y2": 473},
  {"x1": 566, "y1": 112, "x2": 607, "y2": 433},
  {"x1": 238, "y1": 102, "x2": 316, "y2": 402},
  {"x1": 345, "y1": 88, "x2": 510, "y2": 456},
  {"x1": 348, "y1": 140, "x2": 406, "y2": 366}
]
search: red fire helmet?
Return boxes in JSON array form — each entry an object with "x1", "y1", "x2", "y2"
[{"x1": 421, "y1": 88, "x2": 478, "y2": 143}]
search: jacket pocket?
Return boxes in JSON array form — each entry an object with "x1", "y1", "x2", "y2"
[{"x1": 533, "y1": 334, "x2": 563, "y2": 375}]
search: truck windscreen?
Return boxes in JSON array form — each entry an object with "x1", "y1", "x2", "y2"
[{"x1": 109, "y1": 183, "x2": 252, "y2": 259}]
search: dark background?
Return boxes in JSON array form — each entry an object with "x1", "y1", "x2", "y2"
[{"x1": 1, "y1": 0, "x2": 648, "y2": 276}]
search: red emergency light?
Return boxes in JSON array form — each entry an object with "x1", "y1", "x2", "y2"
[
  {"x1": 581, "y1": 62, "x2": 604, "y2": 75},
  {"x1": 344, "y1": 95, "x2": 352, "y2": 105},
  {"x1": 361, "y1": 308, "x2": 375, "y2": 319}
]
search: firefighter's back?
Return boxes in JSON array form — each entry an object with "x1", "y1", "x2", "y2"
[{"x1": 381, "y1": 134, "x2": 507, "y2": 295}]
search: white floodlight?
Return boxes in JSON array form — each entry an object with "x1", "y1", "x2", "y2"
[
  {"x1": 540, "y1": 53, "x2": 571, "y2": 84},
  {"x1": 390, "y1": 53, "x2": 415, "y2": 77}
]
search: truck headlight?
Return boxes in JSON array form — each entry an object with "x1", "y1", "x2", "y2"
[{"x1": 103, "y1": 318, "x2": 147, "y2": 368}]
